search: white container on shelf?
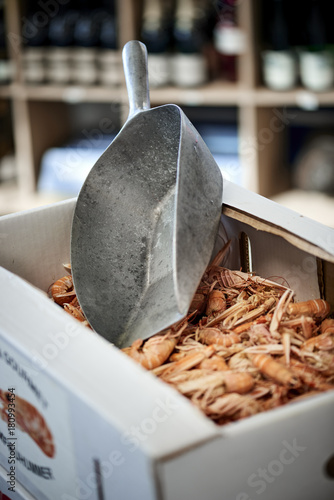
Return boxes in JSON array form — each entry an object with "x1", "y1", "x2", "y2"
[
  {"x1": 22, "y1": 47, "x2": 46, "y2": 84},
  {"x1": 299, "y1": 50, "x2": 334, "y2": 92},
  {"x1": 147, "y1": 53, "x2": 170, "y2": 88},
  {"x1": 70, "y1": 47, "x2": 98, "y2": 85},
  {"x1": 0, "y1": 59, "x2": 13, "y2": 83},
  {"x1": 97, "y1": 50, "x2": 122, "y2": 87},
  {"x1": 262, "y1": 50, "x2": 297, "y2": 91},
  {"x1": 170, "y1": 52, "x2": 207, "y2": 87},
  {"x1": 45, "y1": 47, "x2": 72, "y2": 84}
]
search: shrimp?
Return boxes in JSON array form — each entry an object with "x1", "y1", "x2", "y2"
[
  {"x1": 62, "y1": 262, "x2": 71, "y2": 274},
  {"x1": 218, "y1": 268, "x2": 250, "y2": 289},
  {"x1": 208, "y1": 296, "x2": 276, "y2": 329},
  {"x1": 173, "y1": 371, "x2": 254, "y2": 398},
  {"x1": 63, "y1": 303, "x2": 92, "y2": 329},
  {"x1": 287, "y1": 299, "x2": 330, "y2": 320},
  {"x1": 168, "y1": 351, "x2": 188, "y2": 362},
  {"x1": 202, "y1": 241, "x2": 232, "y2": 285},
  {"x1": 50, "y1": 275, "x2": 76, "y2": 305},
  {"x1": 248, "y1": 353, "x2": 300, "y2": 387},
  {"x1": 280, "y1": 316, "x2": 317, "y2": 339},
  {"x1": 63, "y1": 303, "x2": 86, "y2": 321},
  {"x1": 234, "y1": 296, "x2": 277, "y2": 327},
  {"x1": 173, "y1": 371, "x2": 226, "y2": 398},
  {"x1": 269, "y1": 289, "x2": 294, "y2": 334},
  {"x1": 0, "y1": 389, "x2": 55, "y2": 458},
  {"x1": 199, "y1": 327, "x2": 241, "y2": 347},
  {"x1": 126, "y1": 334, "x2": 177, "y2": 370},
  {"x1": 261, "y1": 384, "x2": 290, "y2": 411},
  {"x1": 242, "y1": 322, "x2": 279, "y2": 346},
  {"x1": 206, "y1": 290, "x2": 226, "y2": 317},
  {"x1": 199, "y1": 355, "x2": 229, "y2": 371},
  {"x1": 228, "y1": 351, "x2": 258, "y2": 374},
  {"x1": 125, "y1": 319, "x2": 189, "y2": 370},
  {"x1": 189, "y1": 292, "x2": 207, "y2": 315},
  {"x1": 288, "y1": 358, "x2": 334, "y2": 391},
  {"x1": 205, "y1": 393, "x2": 262, "y2": 421},
  {"x1": 160, "y1": 346, "x2": 216, "y2": 380},
  {"x1": 220, "y1": 371, "x2": 255, "y2": 394},
  {"x1": 301, "y1": 331, "x2": 334, "y2": 352},
  {"x1": 321, "y1": 318, "x2": 334, "y2": 334},
  {"x1": 206, "y1": 298, "x2": 256, "y2": 328},
  {"x1": 232, "y1": 314, "x2": 271, "y2": 335}
]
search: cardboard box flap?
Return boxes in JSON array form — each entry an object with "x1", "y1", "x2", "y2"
[
  {"x1": 0, "y1": 198, "x2": 76, "y2": 292},
  {"x1": 223, "y1": 180, "x2": 334, "y2": 262},
  {"x1": 0, "y1": 266, "x2": 219, "y2": 460}
]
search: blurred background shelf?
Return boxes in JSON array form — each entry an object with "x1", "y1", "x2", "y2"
[
  {"x1": 4, "y1": 82, "x2": 334, "y2": 107},
  {"x1": 1, "y1": 0, "x2": 334, "y2": 226},
  {"x1": 253, "y1": 87, "x2": 334, "y2": 107},
  {"x1": 12, "y1": 83, "x2": 124, "y2": 102}
]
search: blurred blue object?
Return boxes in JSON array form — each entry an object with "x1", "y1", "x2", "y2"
[
  {"x1": 37, "y1": 124, "x2": 241, "y2": 197},
  {"x1": 194, "y1": 123, "x2": 239, "y2": 154},
  {"x1": 194, "y1": 123, "x2": 242, "y2": 185},
  {"x1": 38, "y1": 135, "x2": 116, "y2": 197}
]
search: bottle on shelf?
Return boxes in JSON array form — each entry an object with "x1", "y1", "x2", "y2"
[
  {"x1": 171, "y1": 0, "x2": 210, "y2": 87},
  {"x1": 299, "y1": 0, "x2": 334, "y2": 92},
  {"x1": 0, "y1": 99, "x2": 16, "y2": 184},
  {"x1": 71, "y1": 0, "x2": 101, "y2": 85},
  {"x1": 213, "y1": 0, "x2": 245, "y2": 83},
  {"x1": 97, "y1": 0, "x2": 120, "y2": 87},
  {"x1": 261, "y1": 0, "x2": 297, "y2": 91},
  {"x1": 21, "y1": 1, "x2": 50, "y2": 84},
  {"x1": 0, "y1": 3, "x2": 12, "y2": 84},
  {"x1": 140, "y1": 0, "x2": 173, "y2": 88},
  {"x1": 46, "y1": 5, "x2": 78, "y2": 84}
]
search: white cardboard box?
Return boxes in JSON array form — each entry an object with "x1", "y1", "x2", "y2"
[{"x1": 0, "y1": 180, "x2": 334, "y2": 500}]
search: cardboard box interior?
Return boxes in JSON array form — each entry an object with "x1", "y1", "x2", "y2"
[{"x1": 0, "y1": 181, "x2": 334, "y2": 499}]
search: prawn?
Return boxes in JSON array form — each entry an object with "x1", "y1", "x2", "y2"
[
  {"x1": 125, "y1": 321, "x2": 188, "y2": 370},
  {"x1": 189, "y1": 292, "x2": 207, "y2": 315},
  {"x1": 287, "y1": 299, "x2": 330, "y2": 320},
  {"x1": 205, "y1": 393, "x2": 262, "y2": 420},
  {"x1": 199, "y1": 327, "x2": 241, "y2": 347},
  {"x1": 288, "y1": 358, "x2": 334, "y2": 391},
  {"x1": 269, "y1": 289, "x2": 294, "y2": 334},
  {"x1": 173, "y1": 370, "x2": 254, "y2": 398},
  {"x1": 301, "y1": 331, "x2": 334, "y2": 352},
  {"x1": 199, "y1": 355, "x2": 228, "y2": 371},
  {"x1": 160, "y1": 345, "x2": 216, "y2": 380},
  {"x1": 63, "y1": 303, "x2": 92, "y2": 328},
  {"x1": 321, "y1": 318, "x2": 334, "y2": 334},
  {"x1": 126, "y1": 335, "x2": 177, "y2": 370},
  {"x1": 248, "y1": 353, "x2": 300, "y2": 387},
  {"x1": 0, "y1": 389, "x2": 55, "y2": 458},
  {"x1": 232, "y1": 314, "x2": 271, "y2": 335},
  {"x1": 219, "y1": 371, "x2": 255, "y2": 394},
  {"x1": 206, "y1": 290, "x2": 226, "y2": 317},
  {"x1": 50, "y1": 275, "x2": 76, "y2": 305}
]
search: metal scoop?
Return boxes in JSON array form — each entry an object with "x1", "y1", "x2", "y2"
[{"x1": 71, "y1": 40, "x2": 223, "y2": 348}]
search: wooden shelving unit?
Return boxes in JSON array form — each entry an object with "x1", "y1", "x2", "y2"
[{"x1": 1, "y1": 0, "x2": 334, "y2": 215}]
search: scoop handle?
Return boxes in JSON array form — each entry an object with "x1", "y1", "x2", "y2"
[{"x1": 122, "y1": 40, "x2": 151, "y2": 118}]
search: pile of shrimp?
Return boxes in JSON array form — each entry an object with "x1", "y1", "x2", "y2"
[
  {"x1": 48, "y1": 247, "x2": 334, "y2": 426},
  {"x1": 48, "y1": 265, "x2": 91, "y2": 329},
  {"x1": 122, "y1": 245, "x2": 334, "y2": 426}
]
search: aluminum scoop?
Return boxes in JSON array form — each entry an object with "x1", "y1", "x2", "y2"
[{"x1": 71, "y1": 40, "x2": 223, "y2": 348}]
